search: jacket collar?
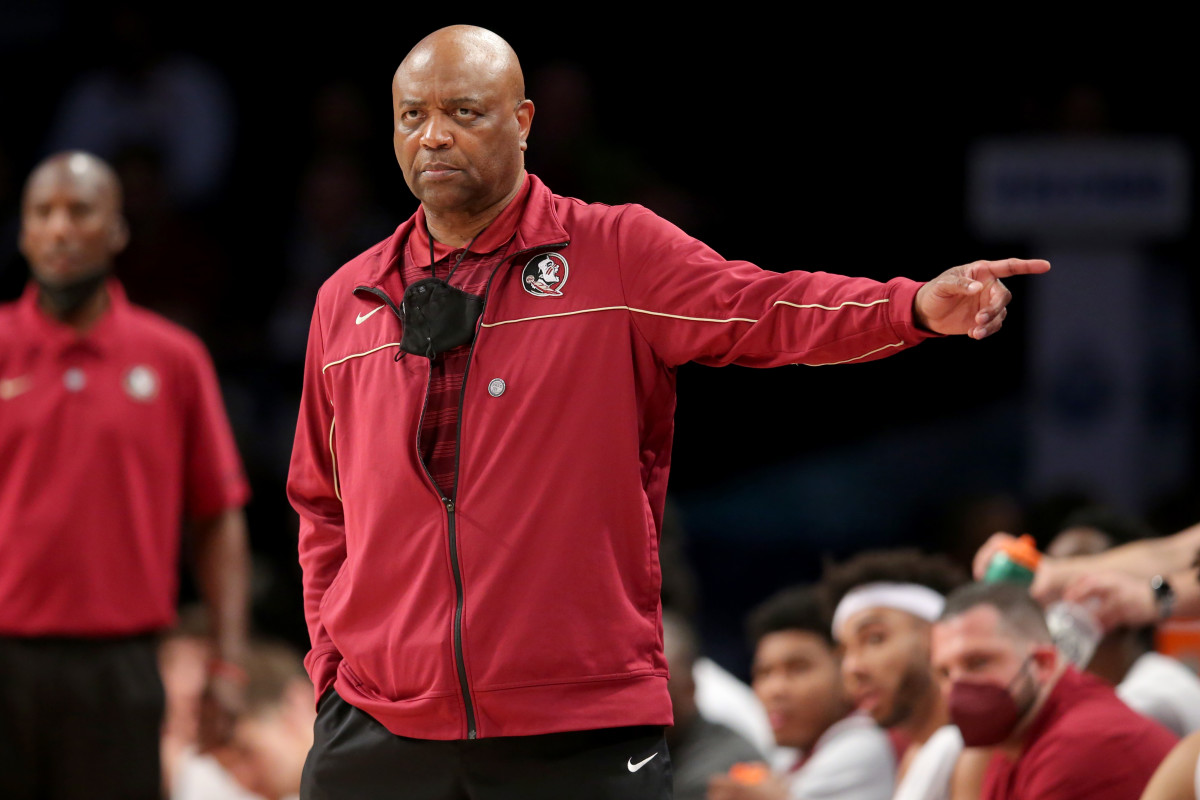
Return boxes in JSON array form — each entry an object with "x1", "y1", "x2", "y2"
[
  {"x1": 361, "y1": 172, "x2": 570, "y2": 289},
  {"x1": 407, "y1": 174, "x2": 531, "y2": 268}
]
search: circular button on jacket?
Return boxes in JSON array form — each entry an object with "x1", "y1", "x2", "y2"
[
  {"x1": 63, "y1": 367, "x2": 87, "y2": 392},
  {"x1": 487, "y1": 378, "x2": 506, "y2": 397}
]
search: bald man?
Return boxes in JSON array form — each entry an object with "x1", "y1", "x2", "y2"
[
  {"x1": 287, "y1": 25, "x2": 1049, "y2": 800},
  {"x1": 0, "y1": 151, "x2": 251, "y2": 800}
]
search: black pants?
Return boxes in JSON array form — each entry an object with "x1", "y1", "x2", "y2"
[
  {"x1": 302, "y1": 690, "x2": 673, "y2": 800},
  {"x1": 0, "y1": 635, "x2": 165, "y2": 800}
]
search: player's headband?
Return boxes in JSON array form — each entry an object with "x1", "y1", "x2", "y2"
[{"x1": 832, "y1": 582, "x2": 946, "y2": 641}]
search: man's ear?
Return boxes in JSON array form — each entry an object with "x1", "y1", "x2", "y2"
[
  {"x1": 109, "y1": 216, "x2": 130, "y2": 255},
  {"x1": 1031, "y1": 643, "x2": 1059, "y2": 681},
  {"x1": 517, "y1": 99, "x2": 534, "y2": 152}
]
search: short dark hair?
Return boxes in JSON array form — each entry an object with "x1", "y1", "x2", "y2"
[
  {"x1": 242, "y1": 638, "x2": 309, "y2": 716},
  {"x1": 746, "y1": 584, "x2": 833, "y2": 650},
  {"x1": 821, "y1": 548, "x2": 968, "y2": 609},
  {"x1": 938, "y1": 581, "x2": 1052, "y2": 644}
]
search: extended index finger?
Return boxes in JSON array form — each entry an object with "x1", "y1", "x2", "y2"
[{"x1": 966, "y1": 258, "x2": 1052, "y2": 282}]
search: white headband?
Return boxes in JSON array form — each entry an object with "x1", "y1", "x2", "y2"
[{"x1": 832, "y1": 582, "x2": 946, "y2": 641}]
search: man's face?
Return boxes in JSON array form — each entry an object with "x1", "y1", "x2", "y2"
[
  {"x1": 158, "y1": 635, "x2": 212, "y2": 744},
  {"x1": 1046, "y1": 526, "x2": 1114, "y2": 559},
  {"x1": 392, "y1": 46, "x2": 533, "y2": 216},
  {"x1": 19, "y1": 158, "x2": 126, "y2": 286},
  {"x1": 930, "y1": 605, "x2": 1029, "y2": 694},
  {"x1": 751, "y1": 630, "x2": 848, "y2": 751},
  {"x1": 839, "y1": 607, "x2": 934, "y2": 728},
  {"x1": 224, "y1": 708, "x2": 312, "y2": 800}
]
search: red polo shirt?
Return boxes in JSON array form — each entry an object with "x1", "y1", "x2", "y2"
[
  {"x1": 982, "y1": 665, "x2": 1178, "y2": 800},
  {"x1": 0, "y1": 281, "x2": 249, "y2": 637},
  {"x1": 403, "y1": 177, "x2": 529, "y2": 499}
]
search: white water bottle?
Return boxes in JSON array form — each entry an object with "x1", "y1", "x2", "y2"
[{"x1": 1045, "y1": 600, "x2": 1103, "y2": 668}]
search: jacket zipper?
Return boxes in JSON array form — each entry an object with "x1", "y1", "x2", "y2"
[
  {"x1": 352, "y1": 240, "x2": 567, "y2": 740},
  {"x1": 443, "y1": 242, "x2": 568, "y2": 738},
  {"x1": 355, "y1": 284, "x2": 480, "y2": 737},
  {"x1": 444, "y1": 242, "x2": 565, "y2": 738},
  {"x1": 443, "y1": 256, "x2": 507, "y2": 740}
]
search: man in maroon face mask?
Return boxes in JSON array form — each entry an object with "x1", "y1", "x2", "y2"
[{"x1": 931, "y1": 582, "x2": 1177, "y2": 800}]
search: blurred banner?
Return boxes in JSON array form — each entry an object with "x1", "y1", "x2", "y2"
[{"x1": 970, "y1": 136, "x2": 1193, "y2": 515}]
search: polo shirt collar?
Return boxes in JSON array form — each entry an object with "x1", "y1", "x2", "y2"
[
  {"x1": 406, "y1": 172, "x2": 533, "y2": 269},
  {"x1": 1017, "y1": 664, "x2": 1080, "y2": 753},
  {"x1": 364, "y1": 172, "x2": 570, "y2": 289},
  {"x1": 18, "y1": 278, "x2": 129, "y2": 355}
]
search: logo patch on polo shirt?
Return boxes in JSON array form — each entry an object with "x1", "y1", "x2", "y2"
[
  {"x1": 123, "y1": 365, "x2": 159, "y2": 402},
  {"x1": 521, "y1": 253, "x2": 568, "y2": 297}
]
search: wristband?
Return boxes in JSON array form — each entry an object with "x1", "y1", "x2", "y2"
[
  {"x1": 1150, "y1": 575, "x2": 1175, "y2": 620},
  {"x1": 208, "y1": 658, "x2": 249, "y2": 685}
]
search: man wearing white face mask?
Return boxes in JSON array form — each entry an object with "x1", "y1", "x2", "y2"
[{"x1": 931, "y1": 582, "x2": 1177, "y2": 800}]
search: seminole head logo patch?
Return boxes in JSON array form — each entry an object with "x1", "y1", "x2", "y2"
[
  {"x1": 521, "y1": 252, "x2": 568, "y2": 297},
  {"x1": 123, "y1": 365, "x2": 159, "y2": 402}
]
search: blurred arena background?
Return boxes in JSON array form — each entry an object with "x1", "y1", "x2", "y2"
[{"x1": 2, "y1": 2, "x2": 1196, "y2": 677}]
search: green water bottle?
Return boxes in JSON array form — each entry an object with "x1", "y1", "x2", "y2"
[
  {"x1": 982, "y1": 534, "x2": 1100, "y2": 666},
  {"x1": 983, "y1": 534, "x2": 1041, "y2": 586}
]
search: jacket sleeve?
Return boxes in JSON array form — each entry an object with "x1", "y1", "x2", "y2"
[
  {"x1": 286, "y1": 297, "x2": 346, "y2": 706},
  {"x1": 613, "y1": 204, "x2": 938, "y2": 368}
]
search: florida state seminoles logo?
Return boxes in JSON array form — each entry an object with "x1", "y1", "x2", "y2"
[
  {"x1": 123, "y1": 365, "x2": 159, "y2": 402},
  {"x1": 521, "y1": 253, "x2": 568, "y2": 297}
]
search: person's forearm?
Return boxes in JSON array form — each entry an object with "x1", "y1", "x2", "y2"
[
  {"x1": 1049, "y1": 523, "x2": 1200, "y2": 582},
  {"x1": 1167, "y1": 566, "x2": 1200, "y2": 619},
  {"x1": 1099, "y1": 522, "x2": 1200, "y2": 576},
  {"x1": 191, "y1": 507, "x2": 251, "y2": 665}
]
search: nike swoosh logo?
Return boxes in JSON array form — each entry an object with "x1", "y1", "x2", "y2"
[
  {"x1": 356, "y1": 305, "x2": 386, "y2": 325},
  {"x1": 627, "y1": 753, "x2": 658, "y2": 773},
  {"x1": 0, "y1": 376, "x2": 31, "y2": 400}
]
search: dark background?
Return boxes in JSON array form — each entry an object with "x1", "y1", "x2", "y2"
[{"x1": 2, "y1": 4, "x2": 1197, "y2": 677}]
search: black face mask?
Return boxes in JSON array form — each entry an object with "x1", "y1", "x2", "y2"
[
  {"x1": 398, "y1": 277, "x2": 484, "y2": 359},
  {"x1": 34, "y1": 269, "x2": 110, "y2": 318},
  {"x1": 397, "y1": 223, "x2": 506, "y2": 360}
]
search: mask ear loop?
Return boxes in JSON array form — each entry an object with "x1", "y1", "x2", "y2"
[
  {"x1": 409, "y1": 218, "x2": 516, "y2": 362},
  {"x1": 1008, "y1": 653, "x2": 1039, "y2": 718}
]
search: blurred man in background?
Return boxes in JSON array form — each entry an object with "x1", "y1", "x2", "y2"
[
  {"x1": 172, "y1": 636, "x2": 313, "y2": 800},
  {"x1": 931, "y1": 581, "x2": 1177, "y2": 799},
  {"x1": 0, "y1": 150, "x2": 251, "y2": 800},
  {"x1": 222, "y1": 639, "x2": 314, "y2": 800},
  {"x1": 707, "y1": 585, "x2": 893, "y2": 800},
  {"x1": 823, "y1": 548, "x2": 975, "y2": 800}
]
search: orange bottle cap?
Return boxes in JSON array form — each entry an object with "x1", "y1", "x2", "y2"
[
  {"x1": 728, "y1": 762, "x2": 770, "y2": 785},
  {"x1": 1003, "y1": 534, "x2": 1042, "y2": 571}
]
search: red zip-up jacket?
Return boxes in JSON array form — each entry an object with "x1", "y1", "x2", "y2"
[{"x1": 287, "y1": 174, "x2": 936, "y2": 740}]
